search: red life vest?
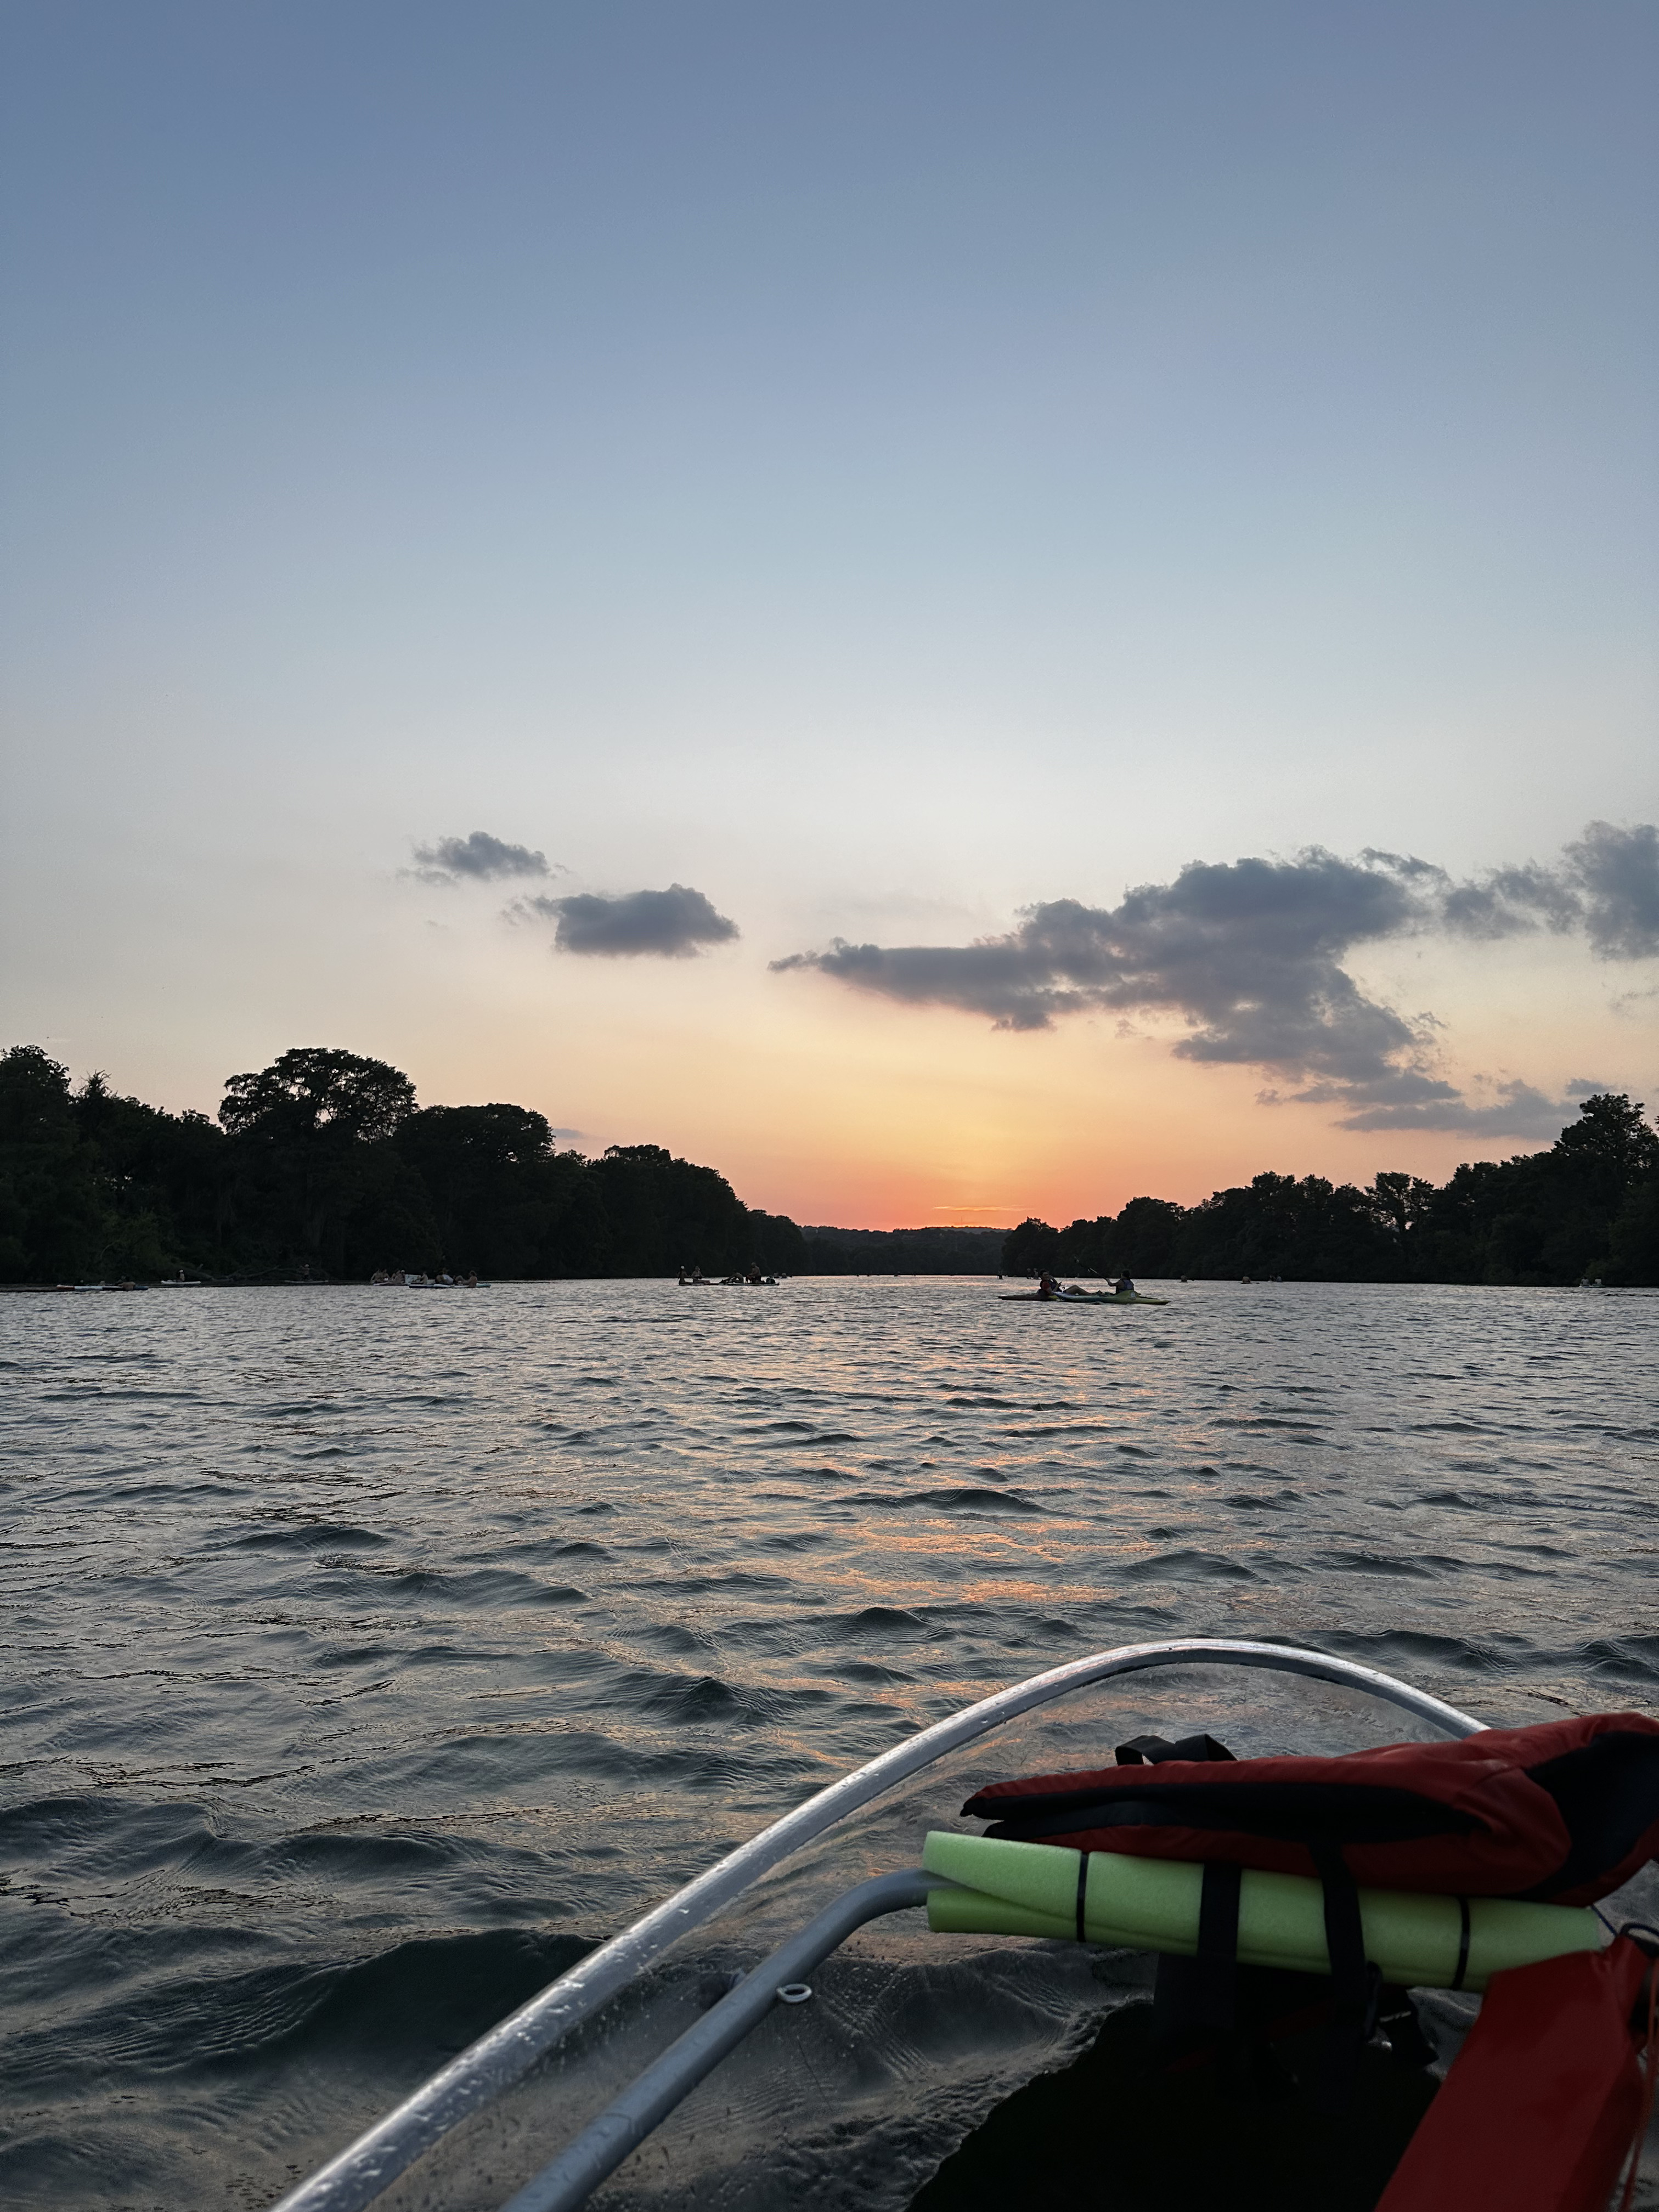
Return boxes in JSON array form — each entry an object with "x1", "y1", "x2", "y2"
[
  {"x1": 971, "y1": 1716, "x2": 1659, "y2": 2203},
  {"x1": 962, "y1": 1713, "x2": 1659, "y2": 1905},
  {"x1": 1374, "y1": 1934, "x2": 1658, "y2": 2212}
]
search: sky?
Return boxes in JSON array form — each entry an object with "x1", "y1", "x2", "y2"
[{"x1": 2, "y1": 1, "x2": 1656, "y2": 1228}]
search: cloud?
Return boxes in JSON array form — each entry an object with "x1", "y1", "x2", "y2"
[
  {"x1": 410, "y1": 831, "x2": 551, "y2": 884},
  {"x1": 776, "y1": 847, "x2": 1418, "y2": 1040},
  {"x1": 1366, "y1": 822, "x2": 1659, "y2": 954},
  {"x1": 1432, "y1": 862, "x2": 1583, "y2": 941},
  {"x1": 520, "y1": 884, "x2": 740, "y2": 958},
  {"x1": 1335, "y1": 1079, "x2": 1576, "y2": 1137},
  {"x1": 1564, "y1": 820, "x2": 1659, "y2": 959},
  {"x1": 774, "y1": 822, "x2": 1657, "y2": 1135}
]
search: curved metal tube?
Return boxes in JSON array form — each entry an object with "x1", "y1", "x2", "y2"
[
  {"x1": 499, "y1": 1870, "x2": 944, "y2": 2212},
  {"x1": 270, "y1": 1637, "x2": 1482, "y2": 2212}
]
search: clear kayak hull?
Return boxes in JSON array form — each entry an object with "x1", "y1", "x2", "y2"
[{"x1": 269, "y1": 1639, "x2": 1656, "y2": 2212}]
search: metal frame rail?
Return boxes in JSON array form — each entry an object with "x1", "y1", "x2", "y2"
[
  {"x1": 272, "y1": 1637, "x2": 1482, "y2": 2212},
  {"x1": 499, "y1": 1869, "x2": 948, "y2": 2212}
]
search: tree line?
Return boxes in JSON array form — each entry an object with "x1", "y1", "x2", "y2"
[
  {"x1": 0, "y1": 1045, "x2": 776, "y2": 1283},
  {"x1": 1002, "y1": 1092, "x2": 1659, "y2": 1287},
  {"x1": 1, "y1": 1043, "x2": 1653, "y2": 1285},
  {"x1": 0, "y1": 1043, "x2": 1010, "y2": 1284}
]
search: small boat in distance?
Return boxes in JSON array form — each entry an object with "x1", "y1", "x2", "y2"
[
  {"x1": 679, "y1": 1267, "x2": 778, "y2": 1285},
  {"x1": 1001, "y1": 1276, "x2": 1169, "y2": 1306},
  {"x1": 369, "y1": 1272, "x2": 482, "y2": 1288}
]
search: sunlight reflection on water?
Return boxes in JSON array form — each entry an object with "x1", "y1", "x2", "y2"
[{"x1": 1, "y1": 1277, "x2": 1655, "y2": 2205}]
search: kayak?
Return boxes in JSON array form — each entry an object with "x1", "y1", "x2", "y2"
[
  {"x1": 263, "y1": 1637, "x2": 1659, "y2": 2212},
  {"x1": 999, "y1": 1291, "x2": 1169, "y2": 1305}
]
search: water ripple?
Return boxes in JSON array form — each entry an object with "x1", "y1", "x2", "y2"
[{"x1": 1, "y1": 1277, "x2": 1655, "y2": 2205}]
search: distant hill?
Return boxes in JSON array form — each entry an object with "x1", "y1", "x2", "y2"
[{"x1": 797, "y1": 1224, "x2": 1005, "y2": 1274}]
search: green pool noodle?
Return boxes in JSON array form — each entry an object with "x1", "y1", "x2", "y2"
[{"x1": 921, "y1": 1831, "x2": 1600, "y2": 1993}]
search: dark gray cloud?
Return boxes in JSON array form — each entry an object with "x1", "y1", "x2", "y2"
[
  {"x1": 1564, "y1": 820, "x2": 1659, "y2": 959},
  {"x1": 1335, "y1": 1079, "x2": 1574, "y2": 1137},
  {"x1": 1369, "y1": 823, "x2": 1659, "y2": 953},
  {"x1": 774, "y1": 851, "x2": 1451, "y2": 1119},
  {"x1": 1432, "y1": 862, "x2": 1583, "y2": 941},
  {"x1": 774, "y1": 823, "x2": 1655, "y2": 1135},
  {"x1": 410, "y1": 831, "x2": 550, "y2": 884},
  {"x1": 521, "y1": 884, "x2": 739, "y2": 958}
]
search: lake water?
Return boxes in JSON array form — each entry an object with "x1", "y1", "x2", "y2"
[{"x1": 2, "y1": 1277, "x2": 1656, "y2": 2209}]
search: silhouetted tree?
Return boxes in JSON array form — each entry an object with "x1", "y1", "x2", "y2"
[
  {"x1": 211, "y1": 1048, "x2": 429, "y2": 1275},
  {"x1": 1003, "y1": 1217, "x2": 1062, "y2": 1276},
  {"x1": 1554, "y1": 1092, "x2": 1659, "y2": 1183},
  {"x1": 997, "y1": 1096, "x2": 1659, "y2": 1288},
  {"x1": 72, "y1": 1072, "x2": 229, "y2": 1276},
  {"x1": 219, "y1": 1048, "x2": 416, "y2": 1142},
  {"x1": 750, "y1": 1211, "x2": 810, "y2": 1272},
  {"x1": 1105, "y1": 1196, "x2": 1186, "y2": 1276},
  {"x1": 2, "y1": 1047, "x2": 1655, "y2": 1286},
  {"x1": 1608, "y1": 1178, "x2": 1659, "y2": 1285},
  {"x1": 0, "y1": 1047, "x2": 104, "y2": 1279},
  {"x1": 393, "y1": 1103, "x2": 586, "y2": 1276},
  {"x1": 590, "y1": 1144, "x2": 752, "y2": 1276},
  {"x1": 794, "y1": 1226, "x2": 1004, "y2": 1274}
]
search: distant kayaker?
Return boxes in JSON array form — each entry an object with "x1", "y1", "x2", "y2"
[
  {"x1": 1037, "y1": 1274, "x2": 1060, "y2": 1300},
  {"x1": 1114, "y1": 1274, "x2": 1137, "y2": 1299}
]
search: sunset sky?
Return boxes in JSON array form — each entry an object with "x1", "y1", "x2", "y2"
[{"x1": 4, "y1": 2, "x2": 1656, "y2": 1228}]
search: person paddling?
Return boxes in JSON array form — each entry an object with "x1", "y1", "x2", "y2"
[{"x1": 1114, "y1": 1274, "x2": 1136, "y2": 1299}]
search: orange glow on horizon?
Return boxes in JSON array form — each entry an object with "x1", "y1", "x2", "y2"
[{"x1": 76, "y1": 883, "x2": 1628, "y2": 1237}]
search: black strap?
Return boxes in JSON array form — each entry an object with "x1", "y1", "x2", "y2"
[
  {"x1": 1075, "y1": 1850, "x2": 1090, "y2": 1943},
  {"x1": 1115, "y1": 1731, "x2": 1237, "y2": 1767},
  {"x1": 1315, "y1": 1844, "x2": 1365, "y2": 2000},
  {"x1": 1150, "y1": 1858, "x2": 1244, "y2": 2050},
  {"x1": 1451, "y1": 1896, "x2": 1471, "y2": 1991},
  {"x1": 1192, "y1": 1859, "x2": 1243, "y2": 2033},
  {"x1": 1311, "y1": 1841, "x2": 1380, "y2": 2108}
]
